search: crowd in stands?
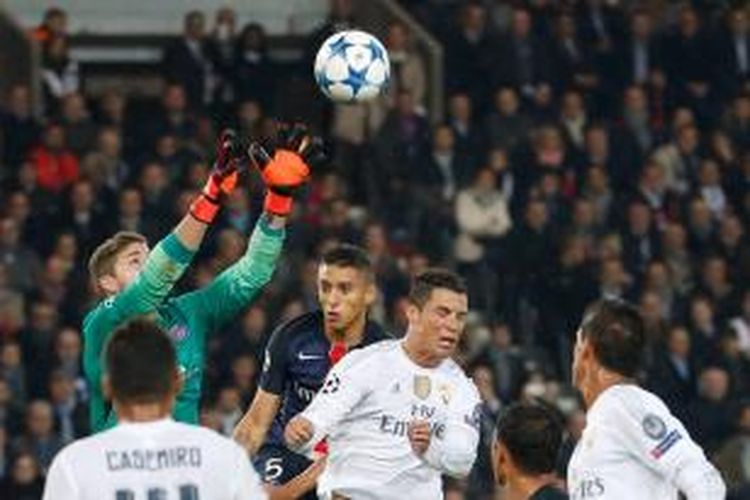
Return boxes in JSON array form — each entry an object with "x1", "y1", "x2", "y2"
[{"x1": 1, "y1": 0, "x2": 750, "y2": 498}]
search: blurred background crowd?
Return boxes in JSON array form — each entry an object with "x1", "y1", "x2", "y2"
[{"x1": 2, "y1": 0, "x2": 750, "y2": 498}]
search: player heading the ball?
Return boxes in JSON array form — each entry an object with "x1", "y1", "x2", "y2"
[{"x1": 285, "y1": 268, "x2": 481, "y2": 500}]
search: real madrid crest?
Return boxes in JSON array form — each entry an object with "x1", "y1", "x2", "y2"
[
  {"x1": 438, "y1": 383, "x2": 452, "y2": 405},
  {"x1": 413, "y1": 375, "x2": 432, "y2": 400}
]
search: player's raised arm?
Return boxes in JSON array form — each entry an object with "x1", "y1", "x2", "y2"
[
  {"x1": 83, "y1": 131, "x2": 242, "y2": 431},
  {"x1": 284, "y1": 349, "x2": 371, "y2": 453},
  {"x1": 85, "y1": 130, "x2": 241, "y2": 326},
  {"x1": 409, "y1": 378, "x2": 481, "y2": 478},
  {"x1": 174, "y1": 123, "x2": 324, "y2": 333}
]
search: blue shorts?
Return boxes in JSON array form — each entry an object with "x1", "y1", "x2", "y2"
[{"x1": 254, "y1": 443, "x2": 318, "y2": 500}]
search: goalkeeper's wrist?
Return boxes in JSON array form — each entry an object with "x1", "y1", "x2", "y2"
[
  {"x1": 189, "y1": 193, "x2": 220, "y2": 224},
  {"x1": 202, "y1": 173, "x2": 223, "y2": 200},
  {"x1": 264, "y1": 191, "x2": 293, "y2": 216}
]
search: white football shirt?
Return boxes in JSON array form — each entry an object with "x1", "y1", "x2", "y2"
[
  {"x1": 567, "y1": 384, "x2": 726, "y2": 500},
  {"x1": 43, "y1": 418, "x2": 267, "y2": 500},
  {"x1": 297, "y1": 340, "x2": 481, "y2": 500}
]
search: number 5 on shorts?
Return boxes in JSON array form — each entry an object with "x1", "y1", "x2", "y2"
[{"x1": 264, "y1": 457, "x2": 284, "y2": 482}]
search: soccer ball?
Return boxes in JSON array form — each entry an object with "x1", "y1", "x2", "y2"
[{"x1": 314, "y1": 30, "x2": 390, "y2": 103}]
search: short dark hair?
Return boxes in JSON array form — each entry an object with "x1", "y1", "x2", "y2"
[
  {"x1": 105, "y1": 318, "x2": 177, "y2": 405},
  {"x1": 321, "y1": 244, "x2": 373, "y2": 276},
  {"x1": 408, "y1": 268, "x2": 467, "y2": 308},
  {"x1": 495, "y1": 403, "x2": 563, "y2": 475},
  {"x1": 579, "y1": 299, "x2": 645, "y2": 377}
]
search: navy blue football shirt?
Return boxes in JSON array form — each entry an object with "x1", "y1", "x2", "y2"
[{"x1": 259, "y1": 310, "x2": 390, "y2": 447}]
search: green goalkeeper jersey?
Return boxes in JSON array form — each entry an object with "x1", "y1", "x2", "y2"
[{"x1": 83, "y1": 217, "x2": 284, "y2": 432}]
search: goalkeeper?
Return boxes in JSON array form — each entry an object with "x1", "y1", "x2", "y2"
[{"x1": 83, "y1": 124, "x2": 320, "y2": 432}]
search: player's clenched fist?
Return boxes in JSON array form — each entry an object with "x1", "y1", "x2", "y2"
[
  {"x1": 285, "y1": 415, "x2": 314, "y2": 449},
  {"x1": 408, "y1": 420, "x2": 431, "y2": 456}
]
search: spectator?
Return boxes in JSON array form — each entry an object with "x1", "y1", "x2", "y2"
[
  {"x1": 497, "y1": 6, "x2": 553, "y2": 103},
  {"x1": 162, "y1": 10, "x2": 217, "y2": 109},
  {"x1": 454, "y1": 167, "x2": 512, "y2": 312},
  {"x1": 650, "y1": 123, "x2": 701, "y2": 195},
  {"x1": 447, "y1": 92, "x2": 484, "y2": 168},
  {"x1": 714, "y1": 7, "x2": 750, "y2": 98},
  {"x1": 620, "y1": 198, "x2": 658, "y2": 277},
  {"x1": 730, "y1": 289, "x2": 750, "y2": 358},
  {"x1": 467, "y1": 365, "x2": 501, "y2": 500},
  {"x1": 617, "y1": 8, "x2": 662, "y2": 89},
  {"x1": 11, "y1": 400, "x2": 63, "y2": 471},
  {"x1": 40, "y1": 36, "x2": 79, "y2": 114},
  {"x1": 687, "y1": 366, "x2": 734, "y2": 453},
  {"x1": 488, "y1": 90, "x2": 532, "y2": 158},
  {"x1": 445, "y1": 2, "x2": 500, "y2": 106},
  {"x1": 51, "y1": 328, "x2": 85, "y2": 402},
  {"x1": 59, "y1": 93, "x2": 98, "y2": 158},
  {"x1": 663, "y1": 6, "x2": 715, "y2": 123},
  {"x1": 141, "y1": 85, "x2": 196, "y2": 153},
  {"x1": 59, "y1": 179, "x2": 108, "y2": 257},
  {"x1": 0, "y1": 218, "x2": 41, "y2": 292},
  {"x1": 0, "y1": 451, "x2": 44, "y2": 500},
  {"x1": 228, "y1": 353, "x2": 257, "y2": 407},
  {"x1": 0, "y1": 263, "x2": 24, "y2": 338},
  {"x1": 80, "y1": 126, "x2": 130, "y2": 192},
  {"x1": 647, "y1": 325, "x2": 696, "y2": 421},
  {"x1": 551, "y1": 13, "x2": 598, "y2": 97},
  {"x1": 28, "y1": 123, "x2": 79, "y2": 194},
  {"x1": 210, "y1": 6, "x2": 238, "y2": 114},
  {"x1": 233, "y1": 22, "x2": 275, "y2": 110},
  {"x1": 0, "y1": 342, "x2": 27, "y2": 408},
  {"x1": 31, "y1": 7, "x2": 67, "y2": 44},
  {"x1": 474, "y1": 323, "x2": 527, "y2": 404},
  {"x1": 215, "y1": 385, "x2": 243, "y2": 437},
  {"x1": 47, "y1": 370, "x2": 87, "y2": 443},
  {"x1": 385, "y1": 21, "x2": 427, "y2": 111},
  {"x1": 0, "y1": 85, "x2": 41, "y2": 171}
]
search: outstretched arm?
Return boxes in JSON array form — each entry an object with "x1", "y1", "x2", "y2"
[
  {"x1": 83, "y1": 131, "x2": 243, "y2": 430},
  {"x1": 175, "y1": 123, "x2": 324, "y2": 332}
]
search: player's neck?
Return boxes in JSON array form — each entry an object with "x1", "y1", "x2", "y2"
[
  {"x1": 585, "y1": 370, "x2": 632, "y2": 408},
  {"x1": 325, "y1": 313, "x2": 366, "y2": 347},
  {"x1": 402, "y1": 334, "x2": 441, "y2": 368},
  {"x1": 116, "y1": 402, "x2": 171, "y2": 423},
  {"x1": 506, "y1": 475, "x2": 558, "y2": 500}
]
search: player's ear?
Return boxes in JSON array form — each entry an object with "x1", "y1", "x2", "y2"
[
  {"x1": 172, "y1": 367, "x2": 184, "y2": 397},
  {"x1": 98, "y1": 274, "x2": 119, "y2": 295},
  {"x1": 102, "y1": 374, "x2": 112, "y2": 400},
  {"x1": 364, "y1": 280, "x2": 377, "y2": 306},
  {"x1": 406, "y1": 302, "x2": 421, "y2": 325},
  {"x1": 492, "y1": 441, "x2": 509, "y2": 485}
]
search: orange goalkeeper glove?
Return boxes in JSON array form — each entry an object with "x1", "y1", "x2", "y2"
[
  {"x1": 248, "y1": 123, "x2": 325, "y2": 216},
  {"x1": 189, "y1": 129, "x2": 241, "y2": 224}
]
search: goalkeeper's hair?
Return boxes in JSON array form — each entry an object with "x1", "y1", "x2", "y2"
[
  {"x1": 580, "y1": 299, "x2": 645, "y2": 378},
  {"x1": 321, "y1": 244, "x2": 373, "y2": 280},
  {"x1": 88, "y1": 231, "x2": 147, "y2": 280},
  {"x1": 409, "y1": 268, "x2": 467, "y2": 308},
  {"x1": 105, "y1": 318, "x2": 177, "y2": 405},
  {"x1": 495, "y1": 402, "x2": 563, "y2": 476}
]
